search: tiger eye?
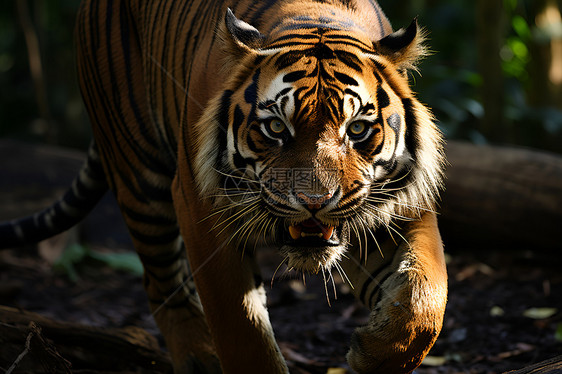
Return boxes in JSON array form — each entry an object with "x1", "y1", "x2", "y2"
[
  {"x1": 268, "y1": 118, "x2": 286, "y2": 134},
  {"x1": 348, "y1": 121, "x2": 367, "y2": 136}
]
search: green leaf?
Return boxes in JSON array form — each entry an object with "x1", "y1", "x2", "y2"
[
  {"x1": 512, "y1": 15, "x2": 531, "y2": 40},
  {"x1": 53, "y1": 243, "x2": 89, "y2": 282},
  {"x1": 508, "y1": 38, "x2": 529, "y2": 60},
  {"x1": 88, "y1": 251, "x2": 144, "y2": 276},
  {"x1": 53, "y1": 244, "x2": 143, "y2": 280}
]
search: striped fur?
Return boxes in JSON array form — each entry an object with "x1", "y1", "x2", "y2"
[{"x1": 1, "y1": 1, "x2": 447, "y2": 373}]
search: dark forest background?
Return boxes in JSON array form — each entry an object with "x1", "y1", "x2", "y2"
[{"x1": 0, "y1": 0, "x2": 561, "y2": 154}]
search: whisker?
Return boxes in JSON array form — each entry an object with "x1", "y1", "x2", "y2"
[
  {"x1": 356, "y1": 212, "x2": 383, "y2": 260},
  {"x1": 334, "y1": 262, "x2": 354, "y2": 290},
  {"x1": 365, "y1": 196, "x2": 434, "y2": 214},
  {"x1": 214, "y1": 203, "x2": 261, "y2": 237},
  {"x1": 328, "y1": 269, "x2": 338, "y2": 300},
  {"x1": 363, "y1": 200, "x2": 417, "y2": 222},
  {"x1": 199, "y1": 196, "x2": 260, "y2": 224},
  {"x1": 211, "y1": 190, "x2": 260, "y2": 199},
  {"x1": 371, "y1": 167, "x2": 413, "y2": 188},
  {"x1": 213, "y1": 167, "x2": 261, "y2": 184},
  {"x1": 271, "y1": 256, "x2": 289, "y2": 288},
  {"x1": 230, "y1": 210, "x2": 266, "y2": 253},
  {"x1": 386, "y1": 223, "x2": 410, "y2": 249},
  {"x1": 240, "y1": 211, "x2": 269, "y2": 253},
  {"x1": 253, "y1": 212, "x2": 271, "y2": 251},
  {"x1": 349, "y1": 220, "x2": 363, "y2": 260},
  {"x1": 321, "y1": 268, "x2": 331, "y2": 307},
  {"x1": 207, "y1": 203, "x2": 250, "y2": 231}
]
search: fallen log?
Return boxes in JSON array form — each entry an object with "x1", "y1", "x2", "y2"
[
  {"x1": 504, "y1": 355, "x2": 562, "y2": 374},
  {"x1": 440, "y1": 141, "x2": 562, "y2": 250},
  {"x1": 0, "y1": 305, "x2": 172, "y2": 373}
]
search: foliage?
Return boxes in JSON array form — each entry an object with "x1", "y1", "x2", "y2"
[
  {"x1": 0, "y1": 0, "x2": 561, "y2": 153},
  {"x1": 384, "y1": 0, "x2": 562, "y2": 153}
]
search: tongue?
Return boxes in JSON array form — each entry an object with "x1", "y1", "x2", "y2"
[{"x1": 288, "y1": 219, "x2": 335, "y2": 241}]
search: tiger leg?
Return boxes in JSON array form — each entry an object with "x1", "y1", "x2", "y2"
[
  {"x1": 342, "y1": 212, "x2": 447, "y2": 373},
  {"x1": 102, "y1": 188, "x2": 220, "y2": 373},
  {"x1": 171, "y1": 155, "x2": 288, "y2": 373}
]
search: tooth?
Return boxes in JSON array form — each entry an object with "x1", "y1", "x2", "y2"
[
  {"x1": 323, "y1": 226, "x2": 335, "y2": 240},
  {"x1": 289, "y1": 225, "x2": 301, "y2": 240}
]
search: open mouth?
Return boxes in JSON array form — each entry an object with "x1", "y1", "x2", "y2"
[{"x1": 286, "y1": 218, "x2": 340, "y2": 246}]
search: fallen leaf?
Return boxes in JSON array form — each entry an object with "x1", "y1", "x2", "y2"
[
  {"x1": 421, "y1": 355, "x2": 447, "y2": 366},
  {"x1": 279, "y1": 342, "x2": 315, "y2": 365},
  {"x1": 326, "y1": 368, "x2": 348, "y2": 374},
  {"x1": 490, "y1": 306, "x2": 505, "y2": 317},
  {"x1": 455, "y1": 263, "x2": 494, "y2": 281},
  {"x1": 495, "y1": 342, "x2": 535, "y2": 359},
  {"x1": 522, "y1": 307, "x2": 557, "y2": 319}
]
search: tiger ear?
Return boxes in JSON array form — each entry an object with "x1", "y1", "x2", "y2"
[
  {"x1": 374, "y1": 19, "x2": 427, "y2": 71},
  {"x1": 223, "y1": 8, "x2": 265, "y2": 52}
]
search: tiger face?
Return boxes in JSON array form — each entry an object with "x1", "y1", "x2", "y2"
[{"x1": 195, "y1": 9, "x2": 444, "y2": 274}]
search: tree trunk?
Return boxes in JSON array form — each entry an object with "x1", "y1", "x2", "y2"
[{"x1": 476, "y1": 0, "x2": 506, "y2": 142}]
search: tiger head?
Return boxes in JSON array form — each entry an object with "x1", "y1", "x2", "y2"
[{"x1": 194, "y1": 6, "x2": 444, "y2": 274}]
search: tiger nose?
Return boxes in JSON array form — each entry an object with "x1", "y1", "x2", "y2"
[{"x1": 295, "y1": 191, "x2": 333, "y2": 211}]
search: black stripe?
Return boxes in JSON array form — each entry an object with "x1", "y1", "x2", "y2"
[
  {"x1": 121, "y1": 206, "x2": 177, "y2": 226},
  {"x1": 283, "y1": 70, "x2": 307, "y2": 83},
  {"x1": 334, "y1": 71, "x2": 358, "y2": 86},
  {"x1": 275, "y1": 87, "x2": 292, "y2": 101},
  {"x1": 138, "y1": 247, "x2": 184, "y2": 268},
  {"x1": 144, "y1": 264, "x2": 185, "y2": 282},
  {"x1": 376, "y1": 86, "x2": 390, "y2": 108},
  {"x1": 215, "y1": 90, "x2": 233, "y2": 171},
  {"x1": 334, "y1": 50, "x2": 363, "y2": 73},
  {"x1": 367, "y1": 270, "x2": 394, "y2": 308},
  {"x1": 129, "y1": 227, "x2": 180, "y2": 246},
  {"x1": 358, "y1": 261, "x2": 389, "y2": 303},
  {"x1": 402, "y1": 98, "x2": 419, "y2": 160}
]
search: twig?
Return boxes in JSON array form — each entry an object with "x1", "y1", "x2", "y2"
[{"x1": 5, "y1": 326, "x2": 34, "y2": 374}]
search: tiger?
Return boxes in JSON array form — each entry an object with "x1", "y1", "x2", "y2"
[{"x1": 0, "y1": 0, "x2": 448, "y2": 373}]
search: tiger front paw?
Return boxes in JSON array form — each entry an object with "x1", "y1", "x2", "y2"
[{"x1": 346, "y1": 320, "x2": 439, "y2": 374}]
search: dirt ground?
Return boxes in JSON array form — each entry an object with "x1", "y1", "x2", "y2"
[
  {"x1": 1, "y1": 243, "x2": 561, "y2": 374},
  {"x1": 0, "y1": 141, "x2": 561, "y2": 373}
]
